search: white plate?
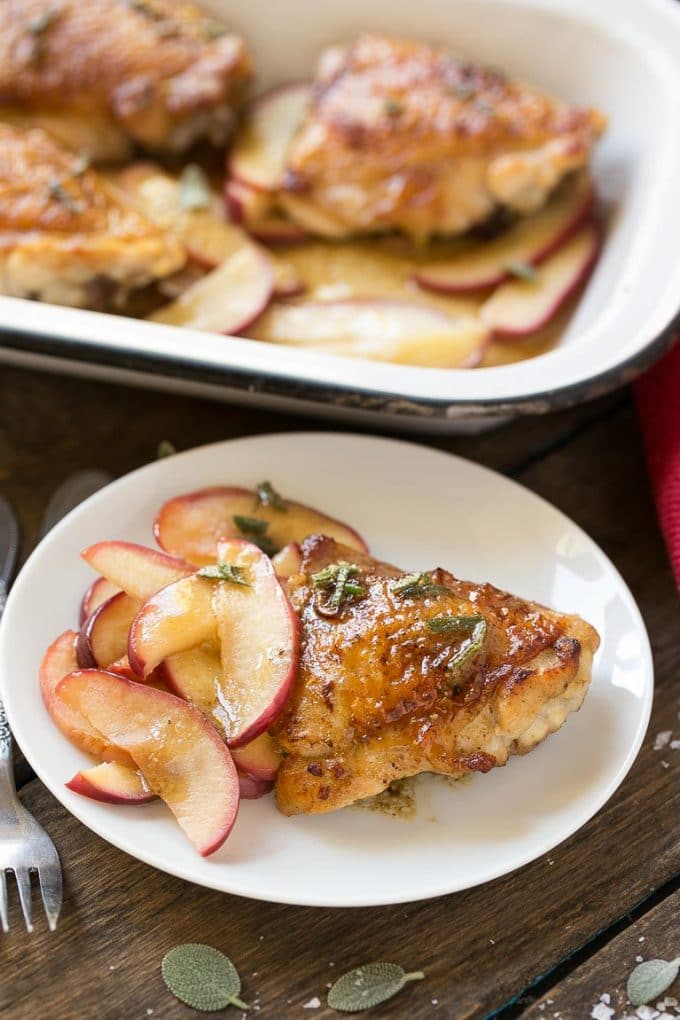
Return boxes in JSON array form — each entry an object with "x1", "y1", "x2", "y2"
[
  {"x1": 0, "y1": 434, "x2": 652, "y2": 906},
  {"x1": 1, "y1": 0, "x2": 679, "y2": 429}
]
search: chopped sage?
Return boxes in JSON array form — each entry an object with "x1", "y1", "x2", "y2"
[
  {"x1": 449, "y1": 81, "x2": 476, "y2": 101},
  {"x1": 71, "y1": 152, "x2": 91, "y2": 177},
  {"x1": 128, "y1": 0, "x2": 163, "y2": 20},
  {"x1": 384, "y1": 97, "x2": 404, "y2": 117},
  {"x1": 232, "y1": 515, "x2": 268, "y2": 536},
  {"x1": 392, "y1": 572, "x2": 450, "y2": 599},
  {"x1": 197, "y1": 563, "x2": 250, "y2": 587},
  {"x1": 156, "y1": 439, "x2": 176, "y2": 459},
  {"x1": 313, "y1": 561, "x2": 365, "y2": 615},
  {"x1": 232, "y1": 515, "x2": 278, "y2": 556},
  {"x1": 627, "y1": 957, "x2": 680, "y2": 1007},
  {"x1": 255, "y1": 481, "x2": 287, "y2": 512},
  {"x1": 27, "y1": 6, "x2": 61, "y2": 34},
  {"x1": 506, "y1": 260, "x2": 537, "y2": 282},
  {"x1": 161, "y1": 944, "x2": 248, "y2": 1011},
  {"x1": 426, "y1": 614, "x2": 487, "y2": 672},
  {"x1": 47, "y1": 178, "x2": 82, "y2": 214},
  {"x1": 204, "y1": 20, "x2": 227, "y2": 39},
  {"x1": 179, "y1": 163, "x2": 212, "y2": 212},
  {"x1": 327, "y1": 962, "x2": 424, "y2": 1012}
]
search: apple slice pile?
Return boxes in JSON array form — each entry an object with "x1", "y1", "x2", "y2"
[{"x1": 39, "y1": 481, "x2": 368, "y2": 856}]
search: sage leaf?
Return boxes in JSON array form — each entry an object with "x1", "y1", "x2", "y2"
[
  {"x1": 255, "y1": 481, "x2": 287, "y2": 512},
  {"x1": 161, "y1": 944, "x2": 248, "y2": 1011},
  {"x1": 505, "y1": 260, "x2": 537, "y2": 282},
  {"x1": 157, "y1": 439, "x2": 176, "y2": 459},
  {"x1": 179, "y1": 163, "x2": 212, "y2": 211},
  {"x1": 627, "y1": 957, "x2": 680, "y2": 1007},
  {"x1": 197, "y1": 562, "x2": 250, "y2": 586},
  {"x1": 327, "y1": 962, "x2": 424, "y2": 1013},
  {"x1": 232, "y1": 515, "x2": 268, "y2": 537}
]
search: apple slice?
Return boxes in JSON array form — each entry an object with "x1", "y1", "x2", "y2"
[
  {"x1": 148, "y1": 245, "x2": 274, "y2": 335},
  {"x1": 154, "y1": 484, "x2": 368, "y2": 566},
  {"x1": 39, "y1": 632, "x2": 134, "y2": 766},
  {"x1": 67, "y1": 761, "x2": 155, "y2": 804},
  {"x1": 57, "y1": 670, "x2": 239, "y2": 855},
  {"x1": 271, "y1": 542, "x2": 302, "y2": 581},
  {"x1": 228, "y1": 83, "x2": 311, "y2": 192},
  {"x1": 80, "y1": 576, "x2": 120, "y2": 625},
  {"x1": 225, "y1": 179, "x2": 309, "y2": 246},
  {"x1": 480, "y1": 224, "x2": 600, "y2": 336},
  {"x1": 413, "y1": 172, "x2": 594, "y2": 293},
  {"x1": 118, "y1": 163, "x2": 247, "y2": 269},
  {"x1": 231, "y1": 732, "x2": 281, "y2": 781},
  {"x1": 277, "y1": 193, "x2": 349, "y2": 240},
  {"x1": 162, "y1": 544, "x2": 298, "y2": 747},
  {"x1": 77, "y1": 591, "x2": 141, "y2": 670},
  {"x1": 82, "y1": 542, "x2": 193, "y2": 601},
  {"x1": 128, "y1": 575, "x2": 217, "y2": 677},
  {"x1": 164, "y1": 651, "x2": 282, "y2": 777},
  {"x1": 212, "y1": 539, "x2": 299, "y2": 746},
  {"x1": 250, "y1": 299, "x2": 488, "y2": 368},
  {"x1": 238, "y1": 773, "x2": 274, "y2": 799}
]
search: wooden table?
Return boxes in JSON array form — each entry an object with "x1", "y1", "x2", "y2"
[{"x1": 0, "y1": 364, "x2": 678, "y2": 1020}]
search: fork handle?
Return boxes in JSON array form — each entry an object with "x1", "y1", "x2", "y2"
[{"x1": 0, "y1": 580, "x2": 20, "y2": 810}]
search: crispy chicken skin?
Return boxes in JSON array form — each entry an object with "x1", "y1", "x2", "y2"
[
  {"x1": 0, "y1": 124, "x2": 186, "y2": 307},
  {"x1": 272, "y1": 536, "x2": 599, "y2": 815},
  {"x1": 0, "y1": 0, "x2": 253, "y2": 161},
  {"x1": 282, "y1": 35, "x2": 605, "y2": 240}
]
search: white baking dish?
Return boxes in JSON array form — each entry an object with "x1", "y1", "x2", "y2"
[{"x1": 1, "y1": 0, "x2": 679, "y2": 432}]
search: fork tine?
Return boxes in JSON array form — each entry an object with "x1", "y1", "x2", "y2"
[
  {"x1": 13, "y1": 868, "x2": 33, "y2": 933},
  {"x1": 0, "y1": 870, "x2": 8, "y2": 933},
  {"x1": 37, "y1": 863, "x2": 62, "y2": 932}
]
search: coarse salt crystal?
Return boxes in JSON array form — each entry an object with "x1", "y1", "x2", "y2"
[
  {"x1": 670, "y1": 741, "x2": 680, "y2": 750},
  {"x1": 636, "y1": 955, "x2": 644, "y2": 962},
  {"x1": 653, "y1": 731, "x2": 672, "y2": 750},
  {"x1": 303, "y1": 997, "x2": 321, "y2": 1009},
  {"x1": 601, "y1": 993, "x2": 611, "y2": 1004},
  {"x1": 432, "y1": 999, "x2": 439, "y2": 1005},
  {"x1": 639, "y1": 936, "x2": 645, "y2": 942},
  {"x1": 662, "y1": 761, "x2": 671, "y2": 769},
  {"x1": 636, "y1": 1007, "x2": 660, "y2": 1020},
  {"x1": 591, "y1": 1003, "x2": 614, "y2": 1020}
]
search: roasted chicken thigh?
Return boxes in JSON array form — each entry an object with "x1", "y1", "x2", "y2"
[
  {"x1": 273, "y1": 536, "x2": 599, "y2": 814},
  {"x1": 282, "y1": 35, "x2": 605, "y2": 240},
  {"x1": 0, "y1": 0, "x2": 253, "y2": 161},
  {"x1": 0, "y1": 124, "x2": 185, "y2": 307}
]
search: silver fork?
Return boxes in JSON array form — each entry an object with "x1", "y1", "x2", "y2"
[{"x1": 0, "y1": 471, "x2": 113, "y2": 932}]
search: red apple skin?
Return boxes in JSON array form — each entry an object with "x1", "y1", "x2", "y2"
[
  {"x1": 413, "y1": 181, "x2": 595, "y2": 294},
  {"x1": 154, "y1": 485, "x2": 369, "y2": 566},
  {"x1": 66, "y1": 762, "x2": 156, "y2": 804},
  {"x1": 213, "y1": 539, "x2": 300, "y2": 748},
  {"x1": 81, "y1": 541, "x2": 193, "y2": 601},
  {"x1": 57, "y1": 670, "x2": 240, "y2": 856},
  {"x1": 483, "y1": 224, "x2": 601, "y2": 338},
  {"x1": 79, "y1": 577, "x2": 120, "y2": 626},
  {"x1": 76, "y1": 591, "x2": 141, "y2": 670},
  {"x1": 231, "y1": 731, "x2": 281, "y2": 781},
  {"x1": 39, "y1": 633, "x2": 135, "y2": 766},
  {"x1": 238, "y1": 773, "x2": 274, "y2": 799}
]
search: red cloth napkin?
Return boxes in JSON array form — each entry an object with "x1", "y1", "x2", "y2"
[{"x1": 635, "y1": 340, "x2": 680, "y2": 588}]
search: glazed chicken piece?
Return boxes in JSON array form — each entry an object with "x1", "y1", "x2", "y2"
[
  {"x1": 281, "y1": 35, "x2": 605, "y2": 240},
  {"x1": 0, "y1": 124, "x2": 186, "y2": 307},
  {"x1": 272, "y1": 536, "x2": 599, "y2": 815},
  {"x1": 0, "y1": 0, "x2": 253, "y2": 161}
]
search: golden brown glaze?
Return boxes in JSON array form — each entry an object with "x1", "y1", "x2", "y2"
[
  {"x1": 273, "y1": 536, "x2": 599, "y2": 814},
  {"x1": 0, "y1": 124, "x2": 185, "y2": 306},
  {"x1": 283, "y1": 35, "x2": 605, "y2": 239},
  {"x1": 0, "y1": 0, "x2": 253, "y2": 159}
]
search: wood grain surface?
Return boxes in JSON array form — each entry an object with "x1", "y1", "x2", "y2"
[{"x1": 0, "y1": 365, "x2": 677, "y2": 1020}]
